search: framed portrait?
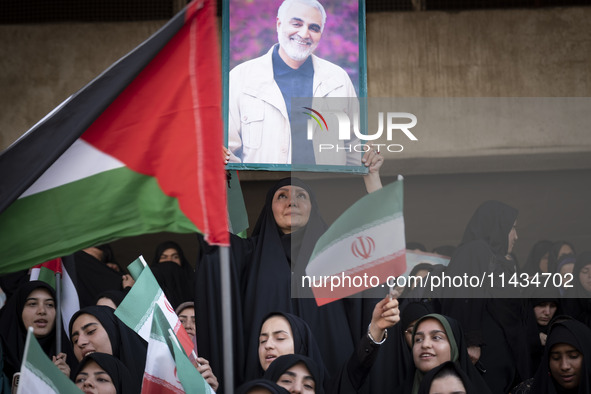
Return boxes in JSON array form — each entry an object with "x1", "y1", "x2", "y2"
[{"x1": 222, "y1": 0, "x2": 368, "y2": 173}]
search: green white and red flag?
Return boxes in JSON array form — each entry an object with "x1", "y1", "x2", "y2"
[
  {"x1": 305, "y1": 177, "x2": 407, "y2": 305},
  {"x1": 0, "y1": 0, "x2": 228, "y2": 275},
  {"x1": 142, "y1": 305, "x2": 213, "y2": 394},
  {"x1": 17, "y1": 327, "x2": 82, "y2": 394},
  {"x1": 29, "y1": 259, "x2": 62, "y2": 289},
  {"x1": 115, "y1": 257, "x2": 195, "y2": 361}
]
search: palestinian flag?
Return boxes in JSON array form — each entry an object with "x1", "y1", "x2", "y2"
[
  {"x1": 142, "y1": 305, "x2": 213, "y2": 394},
  {"x1": 305, "y1": 176, "x2": 407, "y2": 305},
  {"x1": 29, "y1": 259, "x2": 62, "y2": 289},
  {"x1": 17, "y1": 327, "x2": 82, "y2": 394},
  {"x1": 0, "y1": 0, "x2": 228, "y2": 275},
  {"x1": 115, "y1": 257, "x2": 195, "y2": 361}
]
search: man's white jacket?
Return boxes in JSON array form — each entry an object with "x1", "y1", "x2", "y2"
[{"x1": 228, "y1": 45, "x2": 361, "y2": 166}]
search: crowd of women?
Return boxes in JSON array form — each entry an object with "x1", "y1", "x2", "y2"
[{"x1": 1, "y1": 151, "x2": 590, "y2": 394}]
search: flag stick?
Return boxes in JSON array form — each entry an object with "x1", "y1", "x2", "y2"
[
  {"x1": 55, "y1": 271, "x2": 62, "y2": 354},
  {"x1": 220, "y1": 246, "x2": 233, "y2": 394},
  {"x1": 19, "y1": 327, "x2": 34, "y2": 378}
]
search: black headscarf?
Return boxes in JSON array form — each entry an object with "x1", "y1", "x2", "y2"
[
  {"x1": 522, "y1": 240, "x2": 553, "y2": 275},
  {"x1": 95, "y1": 289, "x2": 127, "y2": 308},
  {"x1": 0, "y1": 281, "x2": 75, "y2": 379},
  {"x1": 547, "y1": 241, "x2": 577, "y2": 277},
  {"x1": 236, "y1": 379, "x2": 289, "y2": 394},
  {"x1": 151, "y1": 241, "x2": 194, "y2": 310},
  {"x1": 525, "y1": 285, "x2": 562, "y2": 371},
  {"x1": 399, "y1": 313, "x2": 491, "y2": 394},
  {"x1": 563, "y1": 251, "x2": 591, "y2": 327},
  {"x1": 69, "y1": 305, "x2": 147, "y2": 389},
  {"x1": 366, "y1": 301, "x2": 434, "y2": 394},
  {"x1": 417, "y1": 361, "x2": 476, "y2": 394},
  {"x1": 461, "y1": 200, "x2": 518, "y2": 258},
  {"x1": 62, "y1": 250, "x2": 123, "y2": 308},
  {"x1": 247, "y1": 312, "x2": 326, "y2": 381},
  {"x1": 263, "y1": 354, "x2": 325, "y2": 394},
  {"x1": 195, "y1": 178, "x2": 366, "y2": 392},
  {"x1": 530, "y1": 319, "x2": 591, "y2": 393},
  {"x1": 0, "y1": 342, "x2": 10, "y2": 393},
  {"x1": 73, "y1": 352, "x2": 139, "y2": 394},
  {"x1": 441, "y1": 201, "x2": 531, "y2": 392}
]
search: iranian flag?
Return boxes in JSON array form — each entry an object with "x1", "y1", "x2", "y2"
[
  {"x1": 142, "y1": 305, "x2": 213, "y2": 394},
  {"x1": 17, "y1": 327, "x2": 82, "y2": 394},
  {"x1": 0, "y1": 0, "x2": 228, "y2": 275},
  {"x1": 115, "y1": 257, "x2": 195, "y2": 361},
  {"x1": 305, "y1": 177, "x2": 407, "y2": 305}
]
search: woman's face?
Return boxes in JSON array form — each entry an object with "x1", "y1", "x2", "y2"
[
  {"x1": 579, "y1": 264, "x2": 591, "y2": 293},
  {"x1": 258, "y1": 316, "x2": 295, "y2": 371},
  {"x1": 534, "y1": 302, "x2": 557, "y2": 326},
  {"x1": 178, "y1": 307, "x2": 196, "y2": 338},
  {"x1": 413, "y1": 318, "x2": 452, "y2": 373},
  {"x1": 429, "y1": 375, "x2": 466, "y2": 394},
  {"x1": 71, "y1": 314, "x2": 113, "y2": 361},
  {"x1": 539, "y1": 252, "x2": 550, "y2": 273},
  {"x1": 272, "y1": 186, "x2": 312, "y2": 234},
  {"x1": 21, "y1": 288, "x2": 56, "y2": 338},
  {"x1": 507, "y1": 221, "x2": 518, "y2": 255},
  {"x1": 549, "y1": 343, "x2": 583, "y2": 390},
  {"x1": 74, "y1": 360, "x2": 117, "y2": 394},
  {"x1": 276, "y1": 362, "x2": 316, "y2": 393},
  {"x1": 159, "y1": 248, "x2": 182, "y2": 266}
]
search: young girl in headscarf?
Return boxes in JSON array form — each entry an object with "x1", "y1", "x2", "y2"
[
  {"x1": 73, "y1": 352, "x2": 139, "y2": 394},
  {"x1": 69, "y1": 305, "x2": 147, "y2": 389},
  {"x1": 0, "y1": 281, "x2": 73, "y2": 380},
  {"x1": 512, "y1": 319, "x2": 591, "y2": 394},
  {"x1": 398, "y1": 313, "x2": 491, "y2": 394},
  {"x1": 264, "y1": 354, "x2": 325, "y2": 394},
  {"x1": 252, "y1": 292, "x2": 398, "y2": 394}
]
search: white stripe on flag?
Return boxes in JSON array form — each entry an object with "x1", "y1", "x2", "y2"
[
  {"x1": 18, "y1": 363, "x2": 58, "y2": 394},
  {"x1": 143, "y1": 339, "x2": 184, "y2": 393},
  {"x1": 306, "y1": 216, "x2": 405, "y2": 277},
  {"x1": 61, "y1": 266, "x2": 80, "y2": 339},
  {"x1": 20, "y1": 139, "x2": 124, "y2": 198}
]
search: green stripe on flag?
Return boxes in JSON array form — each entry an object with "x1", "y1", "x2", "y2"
[
  {"x1": 19, "y1": 328, "x2": 81, "y2": 393},
  {"x1": 152, "y1": 306, "x2": 211, "y2": 393},
  {"x1": 36, "y1": 267, "x2": 57, "y2": 289},
  {"x1": 0, "y1": 167, "x2": 198, "y2": 274},
  {"x1": 116, "y1": 264, "x2": 163, "y2": 335},
  {"x1": 311, "y1": 179, "x2": 404, "y2": 257},
  {"x1": 226, "y1": 170, "x2": 249, "y2": 235}
]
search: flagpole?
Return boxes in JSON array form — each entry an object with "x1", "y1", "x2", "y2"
[
  {"x1": 55, "y1": 271, "x2": 62, "y2": 354},
  {"x1": 220, "y1": 246, "x2": 234, "y2": 394}
]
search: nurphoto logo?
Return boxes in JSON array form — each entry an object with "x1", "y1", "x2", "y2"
[{"x1": 304, "y1": 106, "x2": 418, "y2": 153}]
